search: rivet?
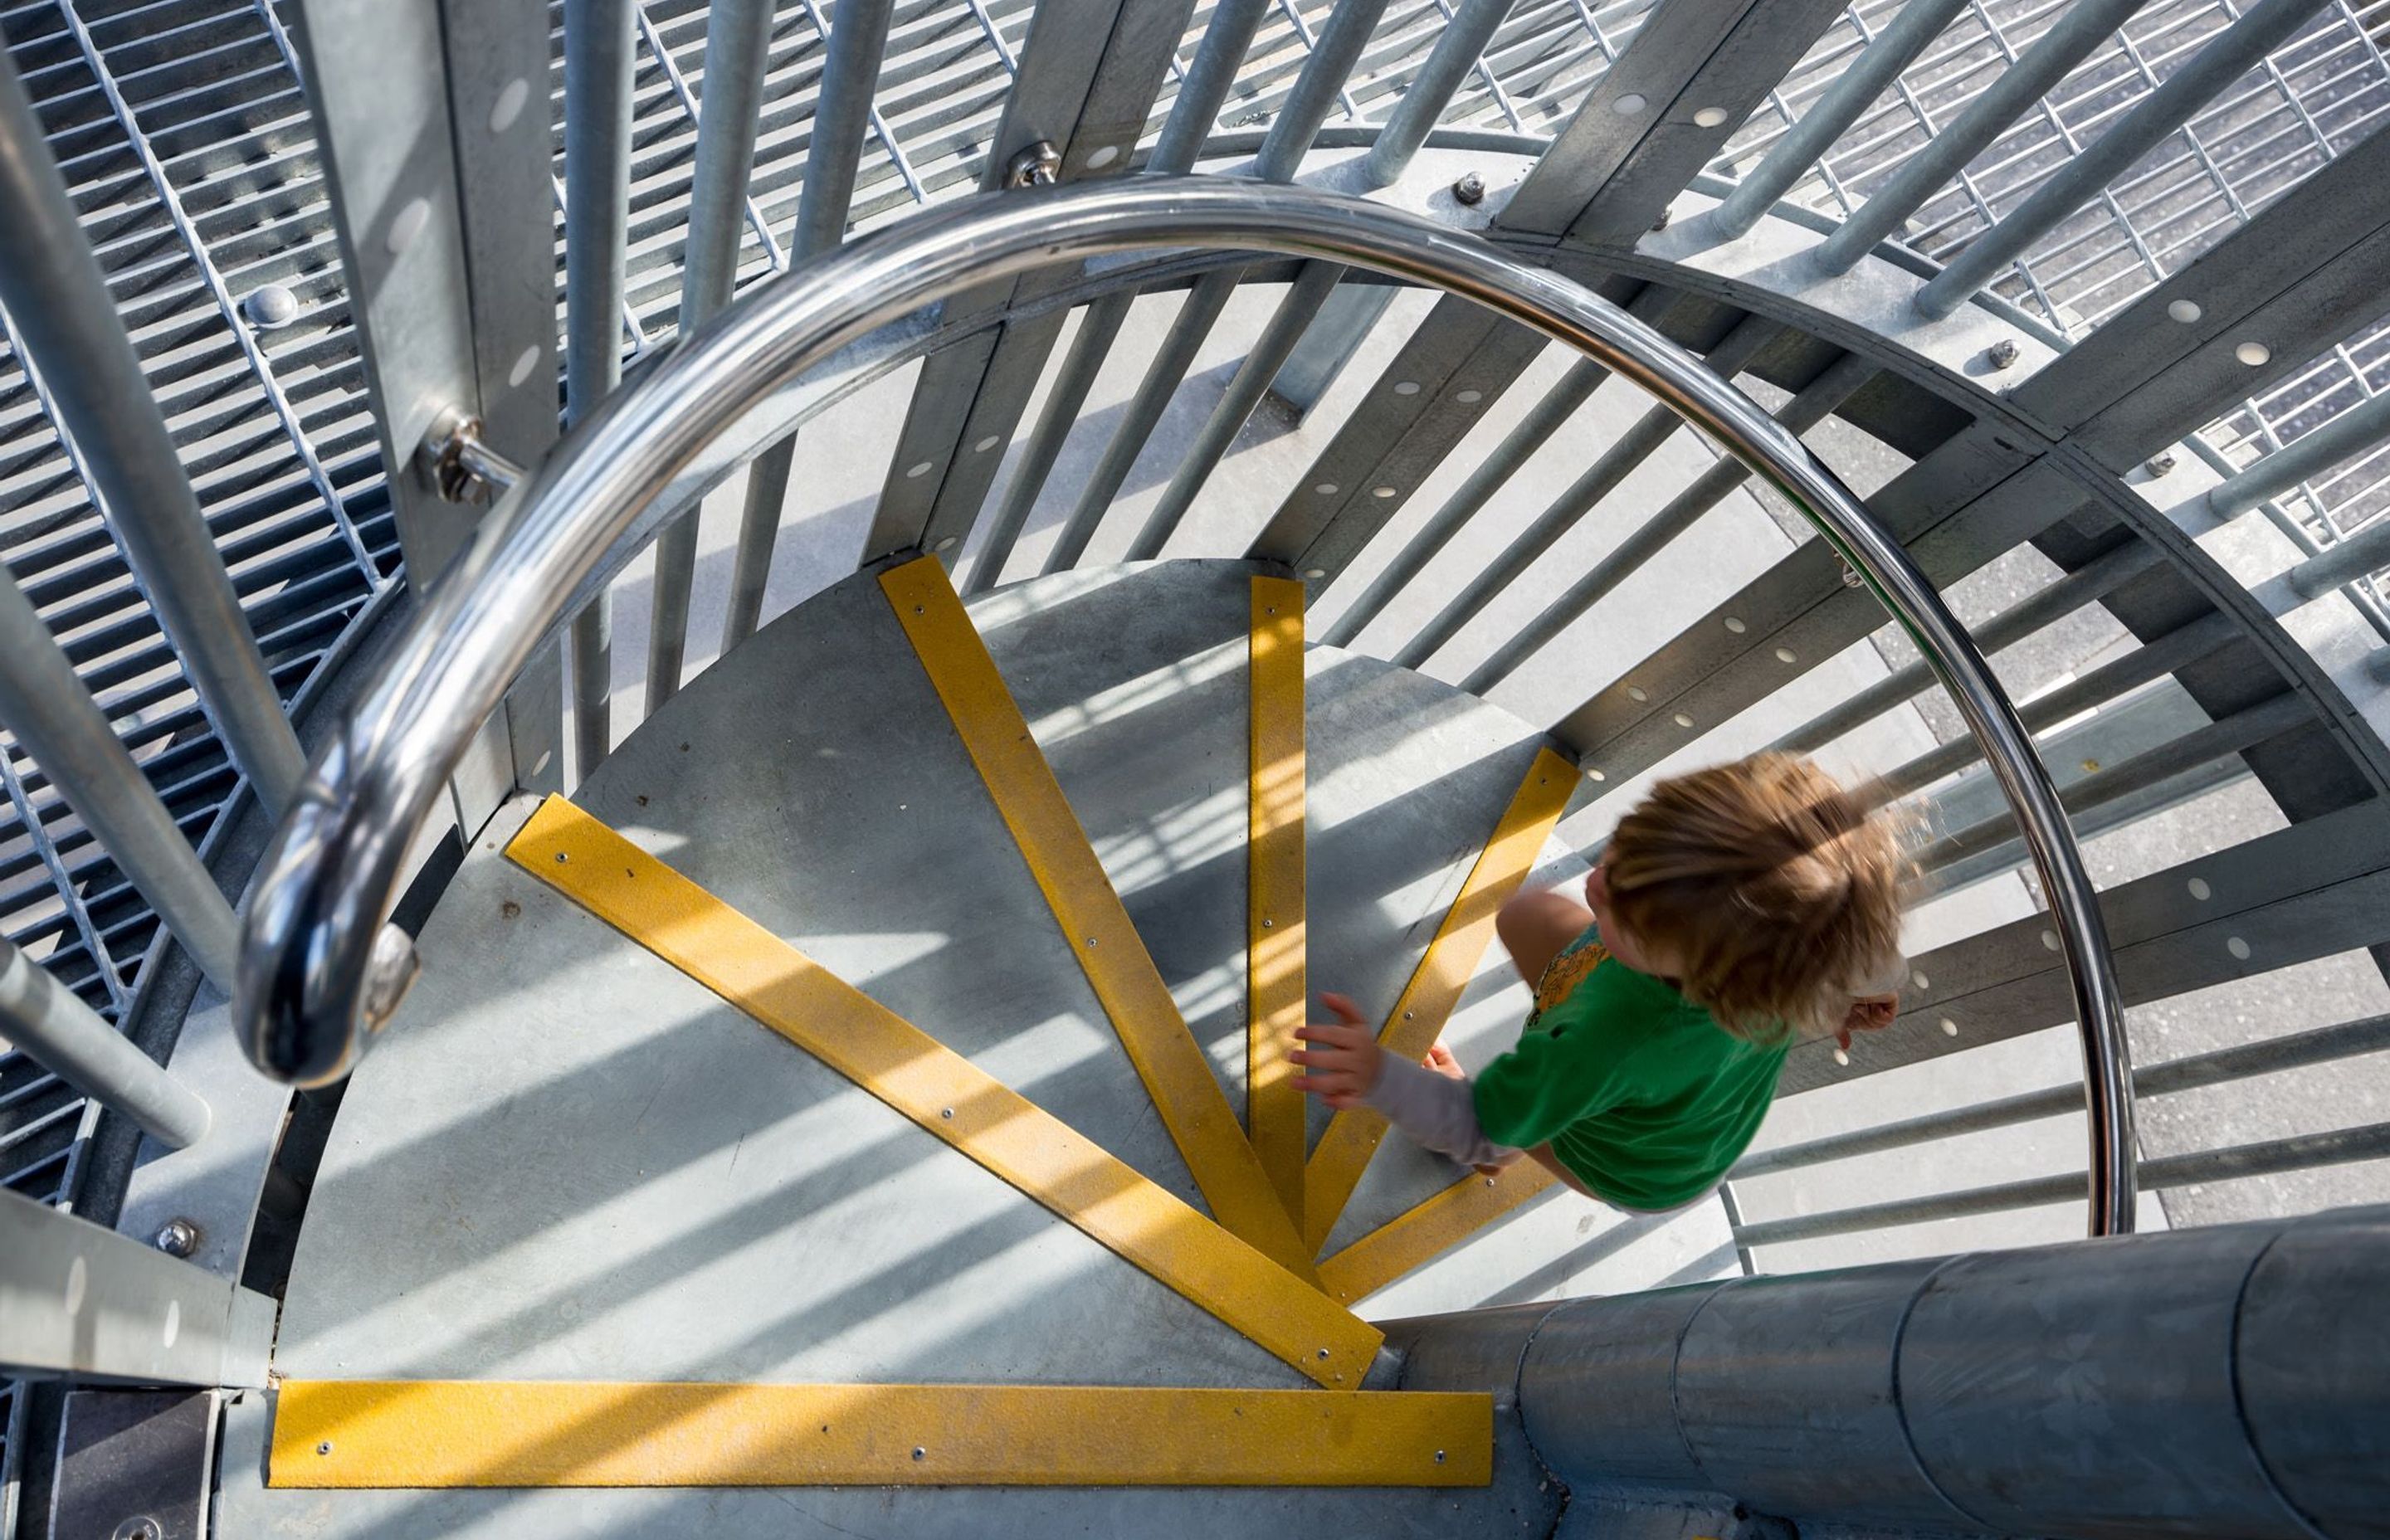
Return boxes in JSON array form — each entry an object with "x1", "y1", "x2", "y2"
[
  {"x1": 2235, "y1": 340, "x2": 2271, "y2": 367},
  {"x1": 1774, "y1": 646, "x2": 1797, "y2": 663},
  {"x1": 317, "y1": 1441, "x2": 334, "y2": 1456},
  {"x1": 1940, "y1": 1018, "x2": 1958, "y2": 1037},
  {"x1": 1085, "y1": 144, "x2": 1120, "y2": 169},
  {"x1": 1672, "y1": 712, "x2": 1694, "y2": 728},
  {"x1": 2187, "y1": 877, "x2": 2211, "y2": 900},
  {"x1": 509, "y1": 344, "x2": 541, "y2": 388},
  {"x1": 243, "y1": 283, "x2": 300, "y2": 329},
  {"x1": 1456, "y1": 389, "x2": 1484, "y2": 403},
  {"x1": 1692, "y1": 105, "x2": 1729, "y2": 128},
  {"x1": 1724, "y1": 616, "x2": 1746, "y2": 633},
  {"x1": 1314, "y1": 482, "x2": 1339, "y2": 496},
  {"x1": 2167, "y1": 299, "x2": 2202, "y2": 324},
  {"x1": 2227, "y1": 935, "x2": 2251, "y2": 961},
  {"x1": 1262, "y1": 918, "x2": 1275, "y2": 928},
  {"x1": 112, "y1": 1518, "x2": 162, "y2": 1540},
  {"x1": 1612, "y1": 92, "x2": 1647, "y2": 115},
  {"x1": 905, "y1": 461, "x2": 934, "y2": 478},
  {"x1": 2041, "y1": 929, "x2": 2061, "y2": 952},
  {"x1": 1393, "y1": 381, "x2": 1421, "y2": 396}
]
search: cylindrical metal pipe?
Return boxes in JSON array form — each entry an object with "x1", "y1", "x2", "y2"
[
  {"x1": 0, "y1": 46, "x2": 305, "y2": 818},
  {"x1": 2285, "y1": 512, "x2": 2390, "y2": 599},
  {"x1": 1710, "y1": 0, "x2": 1972, "y2": 241},
  {"x1": 2207, "y1": 387, "x2": 2390, "y2": 520},
  {"x1": 1812, "y1": 0, "x2": 2145, "y2": 275},
  {"x1": 1464, "y1": 348, "x2": 1874, "y2": 693},
  {"x1": 719, "y1": 0, "x2": 894, "y2": 654},
  {"x1": 1393, "y1": 1209, "x2": 2388, "y2": 1539},
  {"x1": 1402, "y1": 312, "x2": 1783, "y2": 671},
  {"x1": 1360, "y1": 0, "x2": 1517, "y2": 188},
  {"x1": 228, "y1": 178, "x2": 2133, "y2": 1237},
  {"x1": 1773, "y1": 539, "x2": 2166, "y2": 756},
  {"x1": 1256, "y1": 0, "x2": 1393, "y2": 183},
  {"x1": 646, "y1": 0, "x2": 777, "y2": 714},
  {"x1": 0, "y1": 935, "x2": 209, "y2": 1148},
  {"x1": 1149, "y1": 0, "x2": 1272, "y2": 176},
  {"x1": 1915, "y1": 0, "x2": 2331, "y2": 319},
  {"x1": 0, "y1": 569, "x2": 240, "y2": 992},
  {"x1": 969, "y1": 291, "x2": 1135, "y2": 593},
  {"x1": 1129, "y1": 261, "x2": 1346, "y2": 559},
  {"x1": 563, "y1": 0, "x2": 637, "y2": 781},
  {"x1": 1324, "y1": 354, "x2": 1606, "y2": 647}
]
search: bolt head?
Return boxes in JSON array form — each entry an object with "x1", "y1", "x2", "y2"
[
  {"x1": 1983, "y1": 339, "x2": 2021, "y2": 370},
  {"x1": 1451, "y1": 171, "x2": 1486, "y2": 206},
  {"x1": 2142, "y1": 451, "x2": 2177, "y2": 478},
  {"x1": 154, "y1": 1218, "x2": 200, "y2": 1258}
]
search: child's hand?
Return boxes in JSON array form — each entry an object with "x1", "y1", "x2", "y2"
[
  {"x1": 1835, "y1": 992, "x2": 1900, "y2": 1053},
  {"x1": 1290, "y1": 993, "x2": 1383, "y2": 1109},
  {"x1": 1423, "y1": 1042, "x2": 1466, "y2": 1081}
]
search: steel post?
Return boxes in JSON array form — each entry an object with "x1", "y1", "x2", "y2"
[
  {"x1": 2207, "y1": 387, "x2": 2390, "y2": 520},
  {"x1": 646, "y1": 0, "x2": 777, "y2": 714},
  {"x1": 1360, "y1": 0, "x2": 1519, "y2": 188},
  {"x1": 0, "y1": 937, "x2": 210, "y2": 1150},
  {"x1": 2285, "y1": 512, "x2": 2390, "y2": 600},
  {"x1": 0, "y1": 47, "x2": 305, "y2": 817},
  {"x1": 0, "y1": 570, "x2": 241, "y2": 993}
]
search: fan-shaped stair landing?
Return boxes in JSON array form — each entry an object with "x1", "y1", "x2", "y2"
[{"x1": 217, "y1": 558, "x2": 1738, "y2": 1537}]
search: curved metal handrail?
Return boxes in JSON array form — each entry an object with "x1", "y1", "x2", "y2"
[{"x1": 233, "y1": 176, "x2": 2139, "y2": 1235}]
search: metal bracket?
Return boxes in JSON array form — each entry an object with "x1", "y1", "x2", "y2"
[
  {"x1": 421, "y1": 406, "x2": 527, "y2": 504},
  {"x1": 1004, "y1": 139, "x2": 1061, "y2": 189}
]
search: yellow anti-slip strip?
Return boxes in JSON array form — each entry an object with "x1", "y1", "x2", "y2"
[
  {"x1": 506, "y1": 797, "x2": 1377, "y2": 1388},
  {"x1": 1319, "y1": 1165, "x2": 1558, "y2": 1307},
  {"x1": 1247, "y1": 575, "x2": 1307, "y2": 1231},
  {"x1": 880, "y1": 556, "x2": 1317, "y2": 1282},
  {"x1": 270, "y1": 1381, "x2": 1492, "y2": 1489},
  {"x1": 1303, "y1": 748, "x2": 1578, "y2": 1256}
]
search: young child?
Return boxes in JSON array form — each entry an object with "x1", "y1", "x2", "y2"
[{"x1": 1291, "y1": 753, "x2": 1906, "y2": 1214}]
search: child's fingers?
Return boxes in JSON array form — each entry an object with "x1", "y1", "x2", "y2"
[
  {"x1": 1294, "y1": 1021, "x2": 1372, "y2": 1049},
  {"x1": 1316, "y1": 992, "x2": 1369, "y2": 1026}
]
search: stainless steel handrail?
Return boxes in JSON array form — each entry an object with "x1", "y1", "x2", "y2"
[{"x1": 232, "y1": 176, "x2": 2138, "y2": 1235}]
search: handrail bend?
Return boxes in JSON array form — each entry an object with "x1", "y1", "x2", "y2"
[{"x1": 233, "y1": 177, "x2": 2138, "y2": 1235}]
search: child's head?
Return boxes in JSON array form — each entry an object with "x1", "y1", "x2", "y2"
[{"x1": 1591, "y1": 753, "x2": 1905, "y2": 1043}]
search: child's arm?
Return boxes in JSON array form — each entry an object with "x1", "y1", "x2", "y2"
[{"x1": 1293, "y1": 995, "x2": 1521, "y2": 1169}]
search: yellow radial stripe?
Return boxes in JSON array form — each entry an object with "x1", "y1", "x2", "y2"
[
  {"x1": 879, "y1": 556, "x2": 1317, "y2": 1282},
  {"x1": 506, "y1": 797, "x2": 1376, "y2": 1386},
  {"x1": 1302, "y1": 748, "x2": 1578, "y2": 1255},
  {"x1": 271, "y1": 1381, "x2": 1491, "y2": 1489},
  {"x1": 1248, "y1": 576, "x2": 1307, "y2": 1231},
  {"x1": 1318, "y1": 1165, "x2": 1559, "y2": 1307}
]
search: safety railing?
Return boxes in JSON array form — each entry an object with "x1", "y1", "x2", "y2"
[{"x1": 3, "y1": 0, "x2": 2390, "y2": 1416}]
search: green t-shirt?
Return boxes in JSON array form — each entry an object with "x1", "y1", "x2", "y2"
[{"x1": 1471, "y1": 924, "x2": 1788, "y2": 1211}]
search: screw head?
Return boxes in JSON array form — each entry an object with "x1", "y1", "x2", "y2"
[
  {"x1": 2142, "y1": 451, "x2": 2177, "y2": 478},
  {"x1": 316, "y1": 1440, "x2": 334, "y2": 1455},
  {"x1": 1004, "y1": 139, "x2": 1061, "y2": 189},
  {"x1": 1983, "y1": 339, "x2": 2021, "y2": 371},
  {"x1": 154, "y1": 1219, "x2": 199, "y2": 1258},
  {"x1": 912, "y1": 1446, "x2": 927, "y2": 1460},
  {"x1": 113, "y1": 1518, "x2": 163, "y2": 1540},
  {"x1": 1451, "y1": 171, "x2": 1485, "y2": 206}
]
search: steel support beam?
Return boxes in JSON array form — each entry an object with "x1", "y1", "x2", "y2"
[
  {"x1": 0, "y1": 1187, "x2": 273, "y2": 1386},
  {"x1": 1498, "y1": 0, "x2": 1846, "y2": 244}
]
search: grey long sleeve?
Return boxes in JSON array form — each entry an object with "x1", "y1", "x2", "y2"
[{"x1": 1362, "y1": 1055, "x2": 1519, "y2": 1168}]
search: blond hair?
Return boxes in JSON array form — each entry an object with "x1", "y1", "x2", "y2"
[{"x1": 1604, "y1": 753, "x2": 1905, "y2": 1044}]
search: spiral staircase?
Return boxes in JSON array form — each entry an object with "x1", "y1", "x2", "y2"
[{"x1": 4, "y1": 0, "x2": 2390, "y2": 1536}]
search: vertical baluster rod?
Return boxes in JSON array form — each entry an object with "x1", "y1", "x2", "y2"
[{"x1": 1, "y1": 936, "x2": 210, "y2": 1149}]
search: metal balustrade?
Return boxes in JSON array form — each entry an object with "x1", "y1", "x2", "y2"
[{"x1": 3, "y1": 0, "x2": 2390, "y2": 1529}]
